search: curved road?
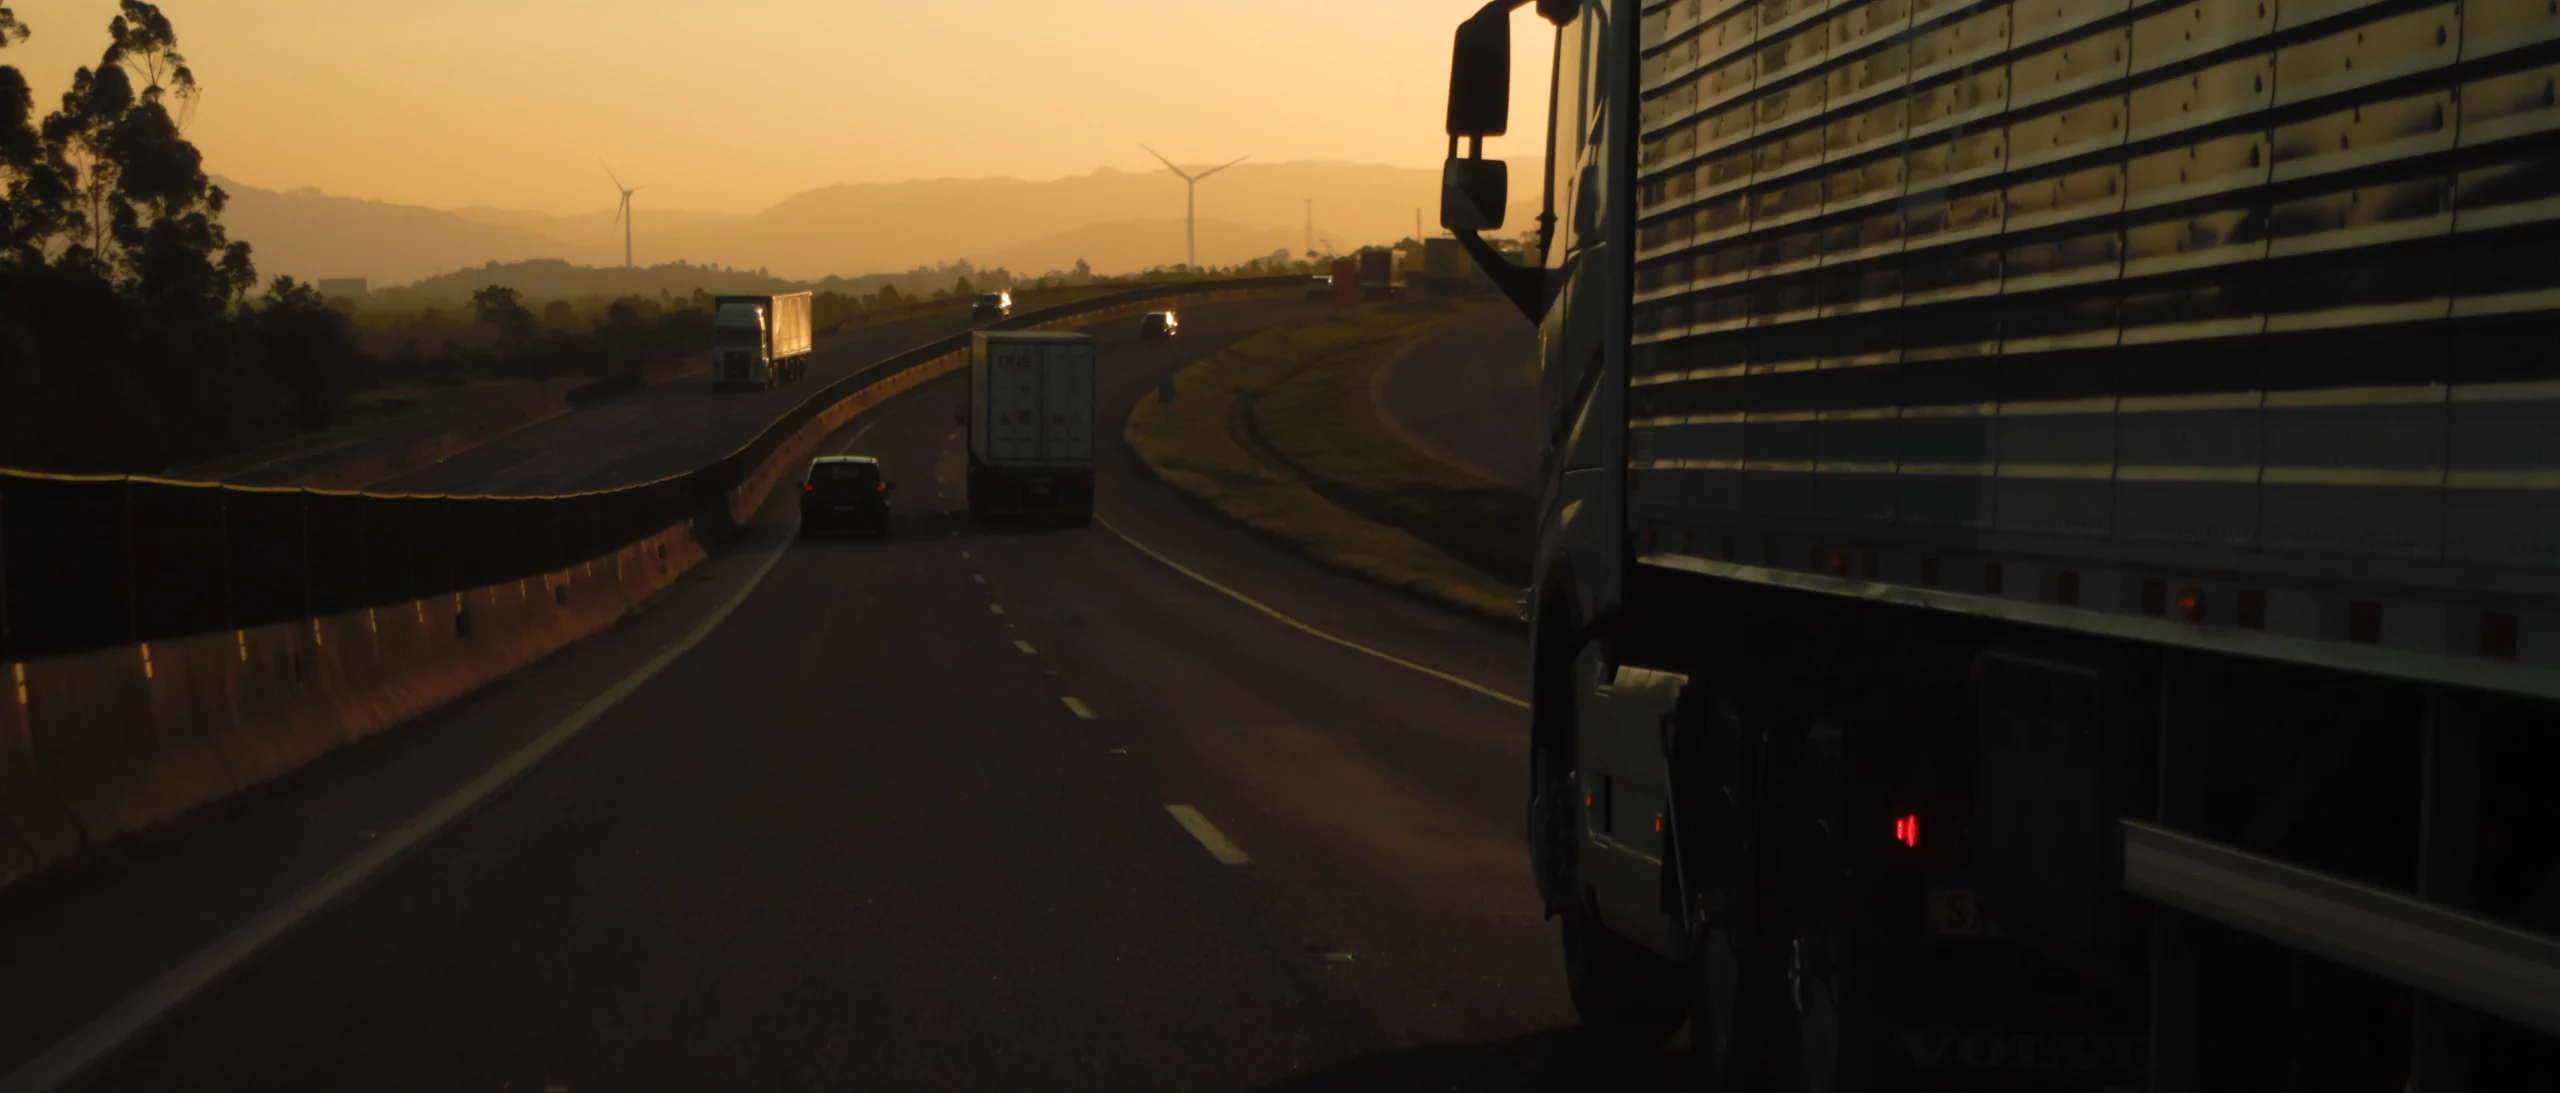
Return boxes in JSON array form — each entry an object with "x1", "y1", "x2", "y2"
[
  {"x1": 377, "y1": 308, "x2": 990, "y2": 496},
  {"x1": 1373, "y1": 301, "x2": 1541, "y2": 493},
  {"x1": 0, "y1": 301, "x2": 1681, "y2": 1091}
]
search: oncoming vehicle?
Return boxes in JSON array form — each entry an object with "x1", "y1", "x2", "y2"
[
  {"x1": 971, "y1": 291, "x2": 1013, "y2": 322},
  {"x1": 1138, "y1": 311, "x2": 1179, "y2": 341},
  {"x1": 711, "y1": 292, "x2": 812, "y2": 391},
  {"x1": 1303, "y1": 275, "x2": 1332, "y2": 299},
  {"x1": 799, "y1": 455, "x2": 894, "y2": 536}
]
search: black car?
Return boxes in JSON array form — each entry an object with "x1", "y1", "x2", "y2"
[
  {"x1": 1139, "y1": 311, "x2": 1179, "y2": 340},
  {"x1": 970, "y1": 291, "x2": 1012, "y2": 322},
  {"x1": 800, "y1": 455, "x2": 894, "y2": 535}
]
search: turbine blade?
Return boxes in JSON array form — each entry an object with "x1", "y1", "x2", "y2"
[
  {"x1": 604, "y1": 162, "x2": 625, "y2": 191},
  {"x1": 1193, "y1": 155, "x2": 1248, "y2": 181},
  {"x1": 1139, "y1": 143, "x2": 1192, "y2": 182}
]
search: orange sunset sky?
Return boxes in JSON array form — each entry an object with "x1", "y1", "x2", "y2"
[{"x1": 9, "y1": 0, "x2": 1558, "y2": 216}]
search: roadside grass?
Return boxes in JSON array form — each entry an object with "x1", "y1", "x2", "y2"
[{"x1": 1124, "y1": 300, "x2": 1528, "y2": 625}]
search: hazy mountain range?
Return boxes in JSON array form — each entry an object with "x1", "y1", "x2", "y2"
[{"x1": 213, "y1": 161, "x2": 1543, "y2": 293}]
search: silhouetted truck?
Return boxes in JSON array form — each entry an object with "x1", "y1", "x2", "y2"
[
  {"x1": 1434, "y1": 0, "x2": 2560, "y2": 1088},
  {"x1": 711, "y1": 292, "x2": 812, "y2": 390},
  {"x1": 967, "y1": 330, "x2": 1095, "y2": 525}
]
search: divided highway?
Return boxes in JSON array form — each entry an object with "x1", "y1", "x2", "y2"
[
  {"x1": 0, "y1": 301, "x2": 1682, "y2": 1091},
  {"x1": 377, "y1": 307, "x2": 988, "y2": 496}
]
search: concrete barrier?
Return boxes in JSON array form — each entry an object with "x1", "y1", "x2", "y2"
[
  {"x1": 0, "y1": 662, "x2": 82, "y2": 888},
  {"x1": 0, "y1": 280, "x2": 1296, "y2": 894}
]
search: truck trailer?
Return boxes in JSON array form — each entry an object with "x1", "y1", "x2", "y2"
[
  {"x1": 711, "y1": 292, "x2": 813, "y2": 391},
  {"x1": 1435, "y1": 0, "x2": 2560, "y2": 1088},
  {"x1": 966, "y1": 330, "x2": 1096, "y2": 525}
]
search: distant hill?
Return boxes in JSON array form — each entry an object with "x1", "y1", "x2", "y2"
[
  {"x1": 216, "y1": 179, "x2": 603, "y2": 287},
  {"x1": 220, "y1": 160, "x2": 1547, "y2": 289}
]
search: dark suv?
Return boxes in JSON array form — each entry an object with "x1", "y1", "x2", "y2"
[
  {"x1": 971, "y1": 291, "x2": 1012, "y2": 322},
  {"x1": 800, "y1": 455, "x2": 894, "y2": 535}
]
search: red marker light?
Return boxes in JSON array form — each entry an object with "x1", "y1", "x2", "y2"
[
  {"x1": 2175, "y1": 588, "x2": 2207, "y2": 623},
  {"x1": 876, "y1": 483, "x2": 887, "y2": 493},
  {"x1": 802, "y1": 484, "x2": 813, "y2": 493},
  {"x1": 1894, "y1": 813, "x2": 1920, "y2": 848}
]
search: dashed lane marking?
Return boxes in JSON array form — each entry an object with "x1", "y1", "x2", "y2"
[
  {"x1": 1092, "y1": 515, "x2": 1528, "y2": 710},
  {"x1": 1015, "y1": 641, "x2": 1038, "y2": 655},
  {"x1": 972, "y1": 574, "x2": 985, "y2": 584},
  {"x1": 1061, "y1": 697, "x2": 1098, "y2": 720},
  {"x1": 988, "y1": 603, "x2": 1005, "y2": 616},
  {"x1": 1165, "y1": 806, "x2": 1252, "y2": 865}
]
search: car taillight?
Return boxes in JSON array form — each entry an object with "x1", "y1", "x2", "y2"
[
  {"x1": 803, "y1": 485, "x2": 813, "y2": 493},
  {"x1": 876, "y1": 483, "x2": 887, "y2": 493}
]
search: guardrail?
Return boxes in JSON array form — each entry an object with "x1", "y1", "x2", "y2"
[
  {"x1": 0, "y1": 275, "x2": 1303, "y2": 886},
  {"x1": 0, "y1": 276, "x2": 1298, "y2": 665}
]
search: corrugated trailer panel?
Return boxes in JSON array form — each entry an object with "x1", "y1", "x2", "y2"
[
  {"x1": 1626, "y1": 0, "x2": 2560, "y2": 695},
  {"x1": 770, "y1": 291, "x2": 813, "y2": 359}
]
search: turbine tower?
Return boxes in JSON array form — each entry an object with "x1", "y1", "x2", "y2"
[
  {"x1": 605, "y1": 165, "x2": 641, "y2": 269},
  {"x1": 1141, "y1": 144, "x2": 1244, "y2": 271}
]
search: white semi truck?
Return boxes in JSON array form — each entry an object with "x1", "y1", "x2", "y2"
[
  {"x1": 966, "y1": 330, "x2": 1096, "y2": 525},
  {"x1": 1434, "y1": 0, "x2": 2560, "y2": 1089},
  {"x1": 711, "y1": 292, "x2": 813, "y2": 391}
]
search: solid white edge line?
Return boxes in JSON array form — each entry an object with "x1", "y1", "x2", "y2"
[
  {"x1": 1164, "y1": 805, "x2": 1253, "y2": 865},
  {"x1": 1093, "y1": 515, "x2": 1528, "y2": 710},
  {"x1": 1061, "y1": 696, "x2": 1098, "y2": 720},
  {"x1": 0, "y1": 518, "x2": 801, "y2": 1093}
]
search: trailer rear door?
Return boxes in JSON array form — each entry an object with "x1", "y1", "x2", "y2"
[{"x1": 1039, "y1": 341, "x2": 1095, "y2": 463}]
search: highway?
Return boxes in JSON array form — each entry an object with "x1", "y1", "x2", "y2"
[
  {"x1": 0, "y1": 300, "x2": 1682, "y2": 1091},
  {"x1": 1373, "y1": 301, "x2": 1541, "y2": 493},
  {"x1": 376, "y1": 307, "x2": 988, "y2": 496}
]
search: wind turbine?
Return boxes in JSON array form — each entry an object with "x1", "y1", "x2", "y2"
[
  {"x1": 1141, "y1": 144, "x2": 1244, "y2": 271},
  {"x1": 605, "y1": 165, "x2": 641, "y2": 269}
]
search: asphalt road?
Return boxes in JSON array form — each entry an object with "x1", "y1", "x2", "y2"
[
  {"x1": 1, "y1": 300, "x2": 1681, "y2": 1091},
  {"x1": 1373, "y1": 301, "x2": 1541, "y2": 493},
  {"x1": 375, "y1": 308, "x2": 987, "y2": 496}
]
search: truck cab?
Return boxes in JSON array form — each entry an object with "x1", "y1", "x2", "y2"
[{"x1": 711, "y1": 300, "x2": 775, "y2": 390}]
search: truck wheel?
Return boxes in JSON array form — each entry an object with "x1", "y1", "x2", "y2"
[
  {"x1": 1562, "y1": 904, "x2": 1687, "y2": 1046},
  {"x1": 1683, "y1": 691, "x2": 1774, "y2": 1092},
  {"x1": 1767, "y1": 718, "x2": 1877, "y2": 1093}
]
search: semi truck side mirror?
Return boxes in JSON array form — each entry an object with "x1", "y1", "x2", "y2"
[
  {"x1": 1444, "y1": 4, "x2": 1511, "y2": 143},
  {"x1": 1439, "y1": 0, "x2": 1552, "y2": 321},
  {"x1": 1443, "y1": 159, "x2": 1509, "y2": 233}
]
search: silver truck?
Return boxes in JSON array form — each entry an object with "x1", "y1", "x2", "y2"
[
  {"x1": 711, "y1": 292, "x2": 813, "y2": 391},
  {"x1": 1435, "y1": 0, "x2": 2560, "y2": 1087}
]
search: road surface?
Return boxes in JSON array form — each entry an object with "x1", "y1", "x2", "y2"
[
  {"x1": 0, "y1": 301, "x2": 1680, "y2": 1091},
  {"x1": 375, "y1": 308, "x2": 987, "y2": 497},
  {"x1": 1372, "y1": 301, "x2": 1541, "y2": 493}
]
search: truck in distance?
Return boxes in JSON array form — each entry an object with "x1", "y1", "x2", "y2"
[
  {"x1": 1433, "y1": 0, "x2": 2560, "y2": 1088},
  {"x1": 966, "y1": 330, "x2": 1095, "y2": 526},
  {"x1": 710, "y1": 292, "x2": 813, "y2": 391}
]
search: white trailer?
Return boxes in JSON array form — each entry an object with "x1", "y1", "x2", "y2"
[{"x1": 966, "y1": 330, "x2": 1096, "y2": 524}]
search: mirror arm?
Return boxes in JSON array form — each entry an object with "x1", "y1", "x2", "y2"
[{"x1": 1451, "y1": 228, "x2": 1550, "y2": 323}]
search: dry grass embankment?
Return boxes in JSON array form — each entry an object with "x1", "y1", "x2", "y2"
[{"x1": 1124, "y1": 301, "x2": 1531, "y2": 624}]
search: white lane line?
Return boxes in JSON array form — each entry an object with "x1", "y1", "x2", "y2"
[
  {"x1": 972, "y1": 574, "x2": 985, "y2": 584},
  {"x1": 988, "y1": 603, "x2": 1005, "y2": 616},
  {"x1": 1061, "y1": 696, "x2": 1098, "y2": 720},
  {"x1": 0, "y1": 523, "x2": 799, "y2": 1093},
  {"x1": 1092, "y1": 515, "x2": 1528, "y2": 710},
  {"x1": 1165, "y1": 805, "x2": 1252, "y2": 865},
  {"x1": 1015, "y1": 640, "x2": 1038, "y2": 655},
  {"x1": 833, "y1": 419, "x2": 883, "y2": 455},
  {"x1": 960, "y1": 551, "x2": 970, "y2": 559}
]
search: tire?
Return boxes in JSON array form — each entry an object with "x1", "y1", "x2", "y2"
[
  {"x1": 1561, "y1": 905, "x2": 1688, "y2": 1046},
  {"x1": 1682, "y1": 690, "x2": 1775, "y2": 1092},
  {"x1": 1766, "y1": 718, "x2": 1879, "y2": 1093}
]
